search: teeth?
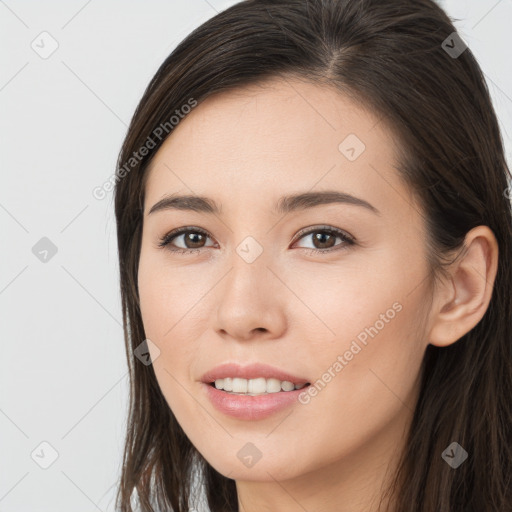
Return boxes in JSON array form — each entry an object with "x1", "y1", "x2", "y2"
[
  {"x1": 232, "y1": 378, "x2": 247, "y2": 393},
  {"x1": 213, "y1": 377, "x2": 308, "y2": 395},
  {"x1": 248, "y1": 377, "x2": 267, "y2": 394}
]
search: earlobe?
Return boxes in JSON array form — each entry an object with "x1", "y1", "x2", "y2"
[{"x1": 428, "y1": 226, "x2": 499, "y2": 348}]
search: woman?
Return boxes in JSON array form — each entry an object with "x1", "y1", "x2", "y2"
[{"x1": 113, "y1": 0, "x2": 512, "y2": 510}]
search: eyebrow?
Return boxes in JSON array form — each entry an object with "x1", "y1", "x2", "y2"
[{"x1": 147, "y1": 190, "x2": 380, "y2": 216}]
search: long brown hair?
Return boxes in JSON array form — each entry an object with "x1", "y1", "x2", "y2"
[{"x1": 113, "y1": 1, "x2": 512, "y2": 510}]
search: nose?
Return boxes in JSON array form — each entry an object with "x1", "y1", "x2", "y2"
[{"x1": 213, "y1": 248, "x2": 288, "y2": 342}]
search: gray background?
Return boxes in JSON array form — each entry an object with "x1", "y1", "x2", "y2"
[{"x1": 1, "y1": 0, "x2": 511, "y2": 510}]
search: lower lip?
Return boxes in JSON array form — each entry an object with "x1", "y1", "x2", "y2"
[{"x1": 202, "y1": 383, "x2": 309, "y2": 420}]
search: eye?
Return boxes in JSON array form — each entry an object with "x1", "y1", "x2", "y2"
[
  {"x1": 158, "y1": 227, "x2": 216, "y2": 254},
  {"x1": 158, "y1": 225, "x2": 355, "y2": 255},
  {"x1": 292, "y1": 225, "x2": 355, "y2": 255}
]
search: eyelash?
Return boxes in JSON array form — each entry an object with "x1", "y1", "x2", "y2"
[{"x1": 157, "y1": 225, "x2": 355, "y2": 256}]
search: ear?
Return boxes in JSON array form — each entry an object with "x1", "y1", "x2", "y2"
[{"x1": 428, "y1": 225, "x2": 499, "y2": 347}]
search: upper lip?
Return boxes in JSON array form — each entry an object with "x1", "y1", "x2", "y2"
[{"x1": 200, "y1": 362, "x2": 309, "y2": 385}]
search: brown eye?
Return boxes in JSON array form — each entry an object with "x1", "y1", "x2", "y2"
[
  {"x1": 158, "y1": 227, "x2": 215, "y2": 253},
  {"x1": 310, "y1": 231, "x2": 337, "y2": 249},
  {"x1": 158, "y1": 225, "x2": 355, "y2": 255},
  {"x1": 181, "y1": 232, "x2": 207, "y2": 249},
  {"x1": 293, "y1": 226, "x2": 355, "y2": 254}
]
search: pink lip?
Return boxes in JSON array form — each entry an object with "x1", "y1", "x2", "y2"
[
  {"x1": 200, "y1": 362, "x2": 309, "y2": 385},
  {"x1": 201, "y1": 383, "x2": 310, "y2": 421},
  {"x1": 199, "y1": 362, "x2": 310, "y2": 421}
]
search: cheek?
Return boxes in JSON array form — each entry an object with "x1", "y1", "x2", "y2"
[
  {"x1": 137, "y1": 251, "x2": 211, "y2": 414},
  {"x1": 288, "y1": 251, "x2": 426, "y2": 359},
  {"x1": 137, "y1": 247, "x2": 209, "y2": 342},
  {"x1": 289, "y1": 253, "x2": 428, "y2": 433},
  {"x1": 138, "y1": 266, "x2": 206, "y2": 438}
]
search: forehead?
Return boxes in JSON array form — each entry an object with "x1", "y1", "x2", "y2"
[{"x1": 143, "y1": 77, "x2": 415, "y2": 217}]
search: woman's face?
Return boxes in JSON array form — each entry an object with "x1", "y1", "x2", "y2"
[{"x1": 138, "y1": 78, "x2": 433, "y2": 487}]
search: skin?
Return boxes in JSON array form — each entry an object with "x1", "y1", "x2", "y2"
[{"x1": 137, "y1": 77, "x2": 498, "y2": 512}]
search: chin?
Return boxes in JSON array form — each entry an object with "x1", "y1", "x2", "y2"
[{"x1": 203, "y1": 451, "x2": 303, "y2": 482}]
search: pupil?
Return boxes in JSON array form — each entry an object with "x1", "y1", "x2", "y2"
[
  {"x1": 314, "y1": 232, "x2": 334, "y2": 249},
  {"x1": 186, "y1": 233, "x2": 204, "y2": 248}
]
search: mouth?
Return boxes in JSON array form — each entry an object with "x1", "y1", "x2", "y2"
[
  {"x1": 208, "y1": 378, "x2": 311, "y2": 396},
  {"x1": 202, "y1": 378, "x2": 312, "y2": 420}
]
